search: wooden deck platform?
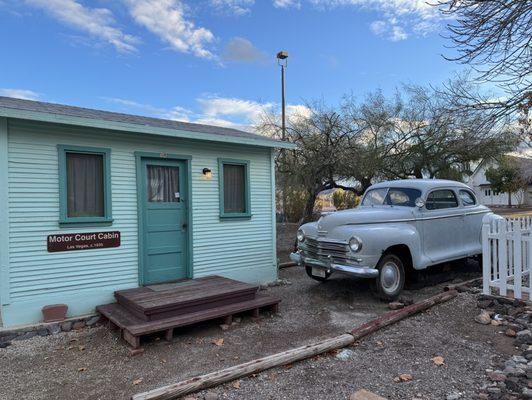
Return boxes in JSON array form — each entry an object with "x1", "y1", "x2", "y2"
[{"x1": 97, "y1": 276, "x2": 280, "y2": 348}]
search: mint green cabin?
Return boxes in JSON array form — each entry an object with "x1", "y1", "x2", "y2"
[{"x1": 0, "y1": 97, "x2": 294, "y2": 328}]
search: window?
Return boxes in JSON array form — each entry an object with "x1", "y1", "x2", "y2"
[
  {"x1": 58, "y1": 145, "x2": 112, "y2": 225},
  {"x1": 361, "y1": 187, "x2": 421, "y2": 207},
  {"x1": 425, "y1": 189, "x2": 459, "y2": 210},
  {"x1": 459, "y1": 189, "x2": 476, "y2": 206},
  {"x1": 218, "y1": 159, "x2": 250, "y2": 218},
  {"x1": 147, "y1": 165, "x2": 180, "y2": 202}
]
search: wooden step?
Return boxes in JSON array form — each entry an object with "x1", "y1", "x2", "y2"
[
  {"x1": 115, "y1": 276, "x2": 258, "y2": 321},
  {"x1": 97, "y1": 293, "x2": 281, "y2": 348}
]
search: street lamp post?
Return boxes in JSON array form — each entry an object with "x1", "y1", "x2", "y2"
[
  {"x1": 277, "y1": 51, "x2": 288, "y2": 141},
  {"x1": 276, "y1": 51, "x2": 288, "y2": 222}
]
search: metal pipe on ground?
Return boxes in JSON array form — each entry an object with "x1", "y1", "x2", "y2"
[
  {"x1": 278, "y1": 261, "x2": 297, "y2": 269},
  {"x1": 132, "y1": 290, "x2": 458, "y2": 400}
]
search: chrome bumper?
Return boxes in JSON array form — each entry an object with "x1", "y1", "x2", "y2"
[{"x1": 290, "y1": 252, "x2": 379, "y2": 279}]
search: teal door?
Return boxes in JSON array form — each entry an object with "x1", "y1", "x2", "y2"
[{"x1": 139, "y1": 158, "x2": 188, "y2": 285}]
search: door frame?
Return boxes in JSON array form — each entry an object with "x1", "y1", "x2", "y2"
[{"x1": 134, "y1": 151, "x2": 193, "y2": 286}]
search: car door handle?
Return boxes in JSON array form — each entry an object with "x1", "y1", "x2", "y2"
[{"x1": 182, "y1": 223, "x2": 188, "y2": 230}]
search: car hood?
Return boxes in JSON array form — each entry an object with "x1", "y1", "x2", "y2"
[{"x1": 317, "y1": 207, "x2": 416, "y2": 231}]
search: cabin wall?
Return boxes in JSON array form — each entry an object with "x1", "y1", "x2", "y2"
[{"x1": 1, "y1": 118, "x2": 277, "y2": 327}]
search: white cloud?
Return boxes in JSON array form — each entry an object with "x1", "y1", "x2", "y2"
[
  {"x1": 222, "y1": 37, "x2": 266, "y2": 63},
  {"x1": 390, "y1": 25, "x2": 407, "y2": 41},
  {"x1": 211, "y1": 0, "x2": 255, "y2": 15},
  {"x1": 124, "y1": 0, "x2": 215, "y2": 59},
  {"x1": 290, "y1": 0, "x2": 446, "y2": 40},
  {"x1": 102, "y1": 95, "x2": 309, "y2": 131},
  {"x1": 273, "y1": 0, "x2": 301, "y2": 8},
  {"x1": 25, "y1": 0, "x2": 138, "y2": 52},
  {"x1": 198, "y1": 96, "x2": 273, "y2": 126},
  {"x1": 0, "y1": 88, "x2": 41, "y2": 100}
]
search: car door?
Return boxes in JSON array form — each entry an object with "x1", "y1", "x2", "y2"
[
  {"x1": 421, "y1": 188, "x2": 466, "y2": 264},
  {"x1": 458, "y1": 188, "x2": 484, "y2": 256}
]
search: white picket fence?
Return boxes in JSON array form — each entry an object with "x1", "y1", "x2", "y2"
[{"x1": 482, "y1": 216, "x2": 532, "y2": 299}]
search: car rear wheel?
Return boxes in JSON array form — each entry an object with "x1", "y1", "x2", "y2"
[
  {"x1": 374, "y1": 254, "x2": 405, "y2": 300},
  {"x1": 305, "y1": 266, "x2": 331, "y2": 282}
]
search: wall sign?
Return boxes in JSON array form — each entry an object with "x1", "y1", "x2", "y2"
[{"x1": 47, "y1": 231, "x2": 120, "y2": 252}]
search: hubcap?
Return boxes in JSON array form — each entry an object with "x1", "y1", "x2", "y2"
[{"x1": 381, "y1": 261, "x2": 400, "y2": 293}]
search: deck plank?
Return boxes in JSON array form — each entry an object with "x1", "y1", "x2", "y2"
[{"x1": 97, "y1": 293, "x2": 280, "y2": 337}]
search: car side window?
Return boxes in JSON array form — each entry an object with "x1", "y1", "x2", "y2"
[
  {"x1": 458, "y1": 189, "x2": 476, "y2": 206},
  {"x1": 425, "y1": 190, "x2": 459, "y2": 210}
]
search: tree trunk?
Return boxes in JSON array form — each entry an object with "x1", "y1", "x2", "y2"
[
  {"x1": 508, "y1": 191, "x2": 512, "y2": 207},
  {"x1": 301, "y1": 190, "x2": 318, "y2": 224}
]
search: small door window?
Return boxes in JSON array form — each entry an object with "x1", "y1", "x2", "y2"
[
  {"x1": 147, "y1": 165, "x2": 180, "y2": 202},
  {"x1": 425, "y1": 190, "x2": 459, "y2": 210},
  {"x1": 459, "y1": 189, "x2": 476, "y2": 206}
]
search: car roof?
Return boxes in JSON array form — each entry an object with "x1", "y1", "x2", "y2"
[{"x1": 368, "y1": 179, "x2": 472, "y2": 193}]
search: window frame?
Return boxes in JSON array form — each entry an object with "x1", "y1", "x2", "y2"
[
  {"x1": 218, "y1": 158, "x2": 251, "y2": 219},
  {"x1": 458, "y1": 189, "x2": 477, "y2": 207},
  {"x1": 58, "y1": 145, "x2": 112, "y2": 227},
  {"x1": 424, "y1": 188, "x2": 459, "y2": 211}
]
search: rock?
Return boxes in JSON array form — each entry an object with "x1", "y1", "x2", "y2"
[
  {"x1": 478, "y1": 299, "x2": 494, "y2": 309},
  {"x1": 72, "y1": 321, "x2": 85, "y2": 330},
  {"x1": 47, "y1": 324, "x2": 61, "y2": 335},
  {"x1": 524, "y1": 388, "x2": 532, "y2": 398},
  {"x1": 475, "y1": 310, "x2": 492, "y2": 325},
  {"x1": 204, "y1": 392, "x2": 218, "y2": 400},
  {"x1": 36, "y1": 329, "x2": 49, "y2": 337},
  {"x1": 505, "y1": 329, "x2": 517, "y2": 337},
  {"x1": 398, "y1": 297, "x2": 414, "y2": 306},
  {"x1": 491, "y1": 320, "x2": 502, "y2": 326},
  {"x1": 388, "y1": 302, "x2": 405, "y2": 310},
  {"x1": 219, "y1": 324, "x2": 230, "y2": 331},
  {"x1": 128, "y1": 348, "x2": 145, "y2": 356},
  {"x1": 349, "y1": 389, "x2": 386, "y2": 400},
  {"x1": 14, "y1": 331, "x2": 37, "y2": 341},
  {"x1": 487, "y1": 371, "x2": 506, "y2": 382},
  {"x1": 85, "y1": 316, "x2": 100, "y2": 327},
  {"x1": 516, "y1": 330, "x2": 532, "y2": 345},
  {"x1": 336, "y1": 349, "x2": 354, "y2": 361},
  {"x1": 61, "y1": 322, "x2": 73, "y2": 332},
  {"x1": 477, "y1": 393, "x2": 489, "y2": 400},
  {"x1": 0, "y1": 341, "x2": 11, "y2": 348},
  {"x1": 446, "y1": 392, "x2": 462, "y2": 400},
  {"x1": 397, "y1": 374, "x2": 412, "y2": 382}
]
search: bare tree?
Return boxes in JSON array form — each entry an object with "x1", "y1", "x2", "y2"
[{"x1": 435, "y1": 0, "x2": 532, "y2": 144}]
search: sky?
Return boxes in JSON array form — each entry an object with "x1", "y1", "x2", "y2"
[{"x1": 0, "y1": 0, "x2": 465, "y2": 131}]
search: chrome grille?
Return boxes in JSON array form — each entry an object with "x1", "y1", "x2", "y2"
[{"x1": 302, "y1": 237, "x2": 350, "y2": 264}]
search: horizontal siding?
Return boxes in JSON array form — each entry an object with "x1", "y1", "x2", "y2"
[{"x1": 6, "y1": 119, "x2": 275, "y2": 311}]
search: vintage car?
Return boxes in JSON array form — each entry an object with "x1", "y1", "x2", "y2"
[{"x1": 290, "y1": 179, "x2": 499, "y2": 300}]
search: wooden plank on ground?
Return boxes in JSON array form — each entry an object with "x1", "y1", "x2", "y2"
[{"x1": 132, "y1": 290, "x2": 458, "y2": 400}]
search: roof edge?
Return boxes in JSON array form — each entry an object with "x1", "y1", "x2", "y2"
[{"x1": 0, "y1": 106, "x2": 296, "y2": 150}]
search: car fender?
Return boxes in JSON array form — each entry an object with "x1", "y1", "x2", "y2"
[{"x1": 330, "y1": 223, "x2": 425, "y2": 269}]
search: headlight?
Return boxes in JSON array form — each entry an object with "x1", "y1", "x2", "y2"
[
  {"x1": 349, "y1": 236, "x2": 363, "y2": 252},
  {"x1": 297, "y1": 229, "x2": 305, "y2": 243}
]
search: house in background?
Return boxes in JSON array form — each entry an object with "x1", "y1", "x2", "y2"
[
  {"x1": 467, "y1": 155, "x2": 532, "y2": 207},
  {"x1": 0, "y1": 97, "x2": 294, "y2": 327}
]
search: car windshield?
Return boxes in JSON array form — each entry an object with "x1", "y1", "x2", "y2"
[{"x1": 361, "y1": 187, "x2": 422, "y2": 207}]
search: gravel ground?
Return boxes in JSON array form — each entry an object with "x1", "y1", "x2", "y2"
[
  {"x1": 0, "y1": 264, "x2": 505, "y2": 400},
  {"x1": 195, "y1": 293, "x2": 518, "y2": 400}
]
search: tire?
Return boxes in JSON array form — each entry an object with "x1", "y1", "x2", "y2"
[
  {"x1": 305, "y1": 266, "x2": 331, "y2": 282},
  {"x1": 374, "y1": 253, "x2": 405, "y2": 300}
]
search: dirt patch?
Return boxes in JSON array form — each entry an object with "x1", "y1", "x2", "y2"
[
  {"x1": 195, "y1": 293, "x2": 517, "y2": 400},
  {"x1": 0, "y1": 265, "x2": 509, "y2": 400}
]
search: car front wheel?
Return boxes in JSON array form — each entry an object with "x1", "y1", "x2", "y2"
[{"x1": 374, "y1": 254, "x2": 405, "y2": 300}]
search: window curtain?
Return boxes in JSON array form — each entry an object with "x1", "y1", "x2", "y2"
[
  {"x1": 147, "y1": 166, "x2": 179, "y2": 202},
  {"x1": 223, "y1": 164, "x2": 245, "y2": 213},
  {"x1": 66, "y1": 153, "x2": 104, "y2": 217}
]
